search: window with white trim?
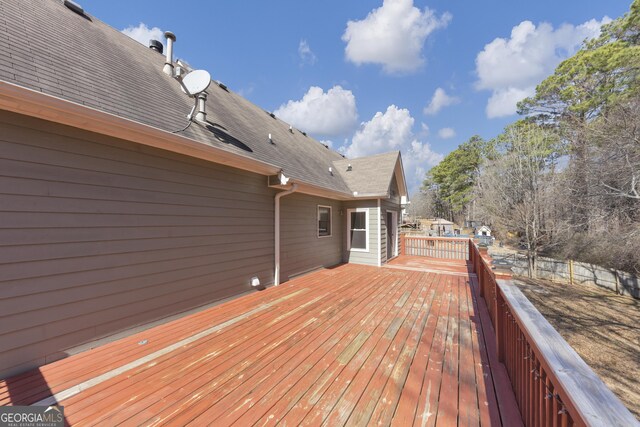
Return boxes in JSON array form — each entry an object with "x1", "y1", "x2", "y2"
[
  {"x1": 348, "y1": 208, "x2": 369, "y2": 251},
  {"x1": 318, "y1": 205, "x2": 332, "y2": 237}
]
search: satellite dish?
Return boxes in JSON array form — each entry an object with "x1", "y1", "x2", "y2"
[{"x1": 181, "y1": 69, "x2": 211, "y2": 97}]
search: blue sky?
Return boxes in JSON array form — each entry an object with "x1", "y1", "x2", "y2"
[{"x1": 80, "y1": 0, "x2": 631, "y2": 193}]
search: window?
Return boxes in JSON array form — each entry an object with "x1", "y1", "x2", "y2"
[
  {"x1": 348, "y1": 208, "x2": 369, "y2": 252},
  {"x1": 318, "y1": 205, "x2": 332, "y2": 237}
]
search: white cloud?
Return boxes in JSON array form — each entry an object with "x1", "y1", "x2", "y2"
[
  {"x1": 420, "y1": 122, "x2": 430, "y2": 136},
  {"x1": 342, "y1": 0, "x2": 451, "y2": 74},
  {"x1": 438, "y1": 127, "x2": 456, "y2": 139},
  {"x1": 274, "y1": 86, "x2": 358, "y2": 137},
  {"x1": 424, "y1": 88, "x2": 460, "y2": 115},
  {"x1": 122, "y1": 23, "x2": 164, "y2": 46},
  {"x1": 486, "y1": 87, "x2": 535, "y2": 119},
  {"x1": 340, "y1": 105, "x2": 443, "y2": 193},
  {"x1": 298, "y1": 39, "x2": 317, "y2": 65},
  {"x1": 345, "y1": 105, "x2": 413, "y2": 158},
  {"x1": 406, "y1": 140, "x2": 444, "y2": 193},
  {"x1": 476, "y1": 18, "x2": 610, "y2": 118}
]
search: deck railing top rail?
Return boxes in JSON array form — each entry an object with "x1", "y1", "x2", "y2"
[
  {"x1": 468, "y1": 241, "x2": 638, "y2": 427},
  {"x1": 496, "y1": 278, "x2": 638, "y2": 427}
]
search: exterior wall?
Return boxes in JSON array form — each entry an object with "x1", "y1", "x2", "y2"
[
  {"x1": 279, "y1": 194, "x2": 344, "y2": 280},
  {"x1": 381, "y1": 204, "x2": 401, "y2": 264},
  {"x1": 381, "y1": 175, "x2": 402, "y2": 264},
  {"x1": 0, "y1": 111, "x2": 344, "y2": 379},
  {"x1": 342, "y1": 200, "x2": 379, "y2": 266}
]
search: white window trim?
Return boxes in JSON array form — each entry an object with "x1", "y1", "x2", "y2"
[
  {"x1": 377, "y1": 199, "x2": 381, "y2": 267},
  {"x1": 317, "y1": 205, "x2": 332, "y2": 238},
  {"x1": 347, "y1": 208, "x2": 369, "y2": 252},
  {"x1": 387, "y1": 209, "x2": 399, "y2": 259}
]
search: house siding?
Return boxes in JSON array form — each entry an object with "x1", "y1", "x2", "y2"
[
  {"x1": 381, "y1": 176, "x2": 402, "y2": 264},
  {"x1": 342, "y1": 200, "x2": 379, "y2": 266},
  {"x1": 0, "y1": 111, "x2": 314, "y2": 378},
  {"x1": 279, "y1": 194, "x2": 344, "y2": 280}
]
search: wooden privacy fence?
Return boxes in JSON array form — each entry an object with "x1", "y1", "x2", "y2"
[
  {"x1": 505, "y1": 254, "x2": 639, "y2": 299},
  {"x1": 400, "y1": 235, "x2": 469, "y2": 260},
  {"x1": 468, "y1": 242, "x2": 638, "y2": 427}
]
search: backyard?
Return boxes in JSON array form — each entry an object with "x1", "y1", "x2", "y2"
[{"x1": 514, "y1": 277, "x2": 640, "y2": 420}]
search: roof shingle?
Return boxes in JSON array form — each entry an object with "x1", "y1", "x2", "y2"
[{"x1": 0, "y1": 0, "x2": 406, "y2": 198}]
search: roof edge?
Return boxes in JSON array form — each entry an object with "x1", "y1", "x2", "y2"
[
  {"x1": 269, "y1": 175, "x2": 354, "y2": 200},
  {"x1": 353, "y1": 192, "x2": 390, "y2": 199},
  {"x1": 394, "y1": 152, "x2": 409, "y2": 199},
  {"x1": 0, "y1": 81, "x2": 282, "y2": 177}
]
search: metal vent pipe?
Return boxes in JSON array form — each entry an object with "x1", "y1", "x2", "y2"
[{"x1": 163, "y1": 31, "x2": 176, "y2": 76}]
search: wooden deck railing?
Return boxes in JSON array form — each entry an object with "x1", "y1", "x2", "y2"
[
  {"x1": 468, "y1": 241, "x2": 638, "y2": 427},
  {"x1": 399, "y1": 235, "x2": 638, "y2": 426},
  {"x1": 401, "y1": 234, "x2": 469, "y2": 260}
]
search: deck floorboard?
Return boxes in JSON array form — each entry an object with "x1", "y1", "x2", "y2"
[{"x1": 0, "y1": 258, "x2": 519, "y2": 426}]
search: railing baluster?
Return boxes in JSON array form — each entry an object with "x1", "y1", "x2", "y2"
[
  {"x1": 526, "y1": 341, "x2": 530, "y2": 425},
  {"x1": 529, "y1": 348, "x2": 534, "y2": 427},
  {"x1": 553, "y1": 393, "x2": 560, "y2": 427}
]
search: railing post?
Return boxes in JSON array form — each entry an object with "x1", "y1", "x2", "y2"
[
  {"x1": 478, "y1": 246, "x2": 489, "y2": 297},
  {"x1": 493, "y1": 267, "x2": 512, "y2": 364},
  {"x1": 496, "y1": 289, "x2": 506, "y2": 363},
  {"x1": 469, "y1": 239, "x2": 475, "y2": 270}
]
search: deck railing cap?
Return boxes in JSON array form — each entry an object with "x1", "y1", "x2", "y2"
[{"x1": 496, "y1": 279, "x2": 639, "y2": 427}]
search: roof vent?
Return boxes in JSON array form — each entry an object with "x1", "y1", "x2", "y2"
[
  {"x1": 329, "y1": 167, "x2": 333, "y2": 176},
  {"x1": 163, "y1": 31, "x2": 176, "y2": 76},
  {"x1": 176, "y1": 59, "x2": 193, "y2": 73},
  {"x1": 217, "y1": 81, "x2": 228, "y2": 91},
  {"x1": 268, "y1": 133, "x2": 274, "y2": 144},
  {"x1": 289, "y1": 125, "x2": 293, "y2": 134},
  {"x1": 64, "y1": 0, "x2": 85, "y2": 15},
  {"x1": 301, "y1": 131, "x2": 307, "y2": 137},
  {"x1": 149, "y1": 40, "x2": 163, "y2": 54},
  {"x1": 194, "y1": 93, "x2": 208, "y2": 123},
  {"x1": 347, "y1": 164, "x2": 352, "y2": 172},
  {"x1": 269, "y1": 112, "x2": 276, "y2": 119}
]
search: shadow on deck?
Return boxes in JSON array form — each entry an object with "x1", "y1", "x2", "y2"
[{"x1": 0, "y1": 258, "x2": 520, "y2": 426}]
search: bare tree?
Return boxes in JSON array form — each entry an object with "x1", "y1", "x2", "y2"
[
  {"x1": 476, "y1": 122, "x2": 566, "y2": 277},
  {"x1": 406, "y1": 190, "x2": 438, "y2": 220},
  {"x1": 590, "y1": 99, "x2": 640, "y2": 201},
  {"x1": 553, "y1": 98, "x2": 640, "y2": 274}
]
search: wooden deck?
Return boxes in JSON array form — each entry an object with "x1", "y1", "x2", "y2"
[
  {"x1": 387, "y1": 255, "x2": 476, "y2": 276},
  {"x1": 0, "y1": 259, "x2": 519, "y2": 426}
]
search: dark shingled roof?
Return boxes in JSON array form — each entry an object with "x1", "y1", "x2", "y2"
[
  {"x1": 333, "y1": 151, "x2": 402, "y2": 197},
  {"x1": 0, "y1": 0, "x2": 406, "y2": 198}
]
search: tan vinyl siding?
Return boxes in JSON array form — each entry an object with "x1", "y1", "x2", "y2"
[
  {"x1": 279, "y1": 194, "x2": 343, "y2": 280},
  {"x1": 0, "y1": 111, "x2": 278, "y2": 378},
  {"x1": 342, "y1": 200, "x2": 378, "y2": 266}
]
